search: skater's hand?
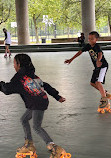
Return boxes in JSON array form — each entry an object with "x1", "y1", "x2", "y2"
[
  {"x1": 59, "y1": 97, "x2": 66, "y2": 103},
  {"x1": 96, "y1": 60, "x2": 102, "y2": 67},
  {"x1": 64, "y1": 59, "x2": 72, "y2": 65}
]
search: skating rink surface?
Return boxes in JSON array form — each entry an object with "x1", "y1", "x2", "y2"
[{"x1": 0, "y1": 51, "x2": 111, "y2": 158}]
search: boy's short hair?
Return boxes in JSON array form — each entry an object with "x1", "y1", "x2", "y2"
[
  {"x1": 89, "y1": 31, "x2": 100, "y2": 38},
  {"x1": 81, "y1": 33, "x2": 84, "y2": 36}
]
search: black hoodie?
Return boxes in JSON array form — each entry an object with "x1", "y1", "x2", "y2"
[{"x1": 0, "y1": 67, "x2": 61, "y2": 110}]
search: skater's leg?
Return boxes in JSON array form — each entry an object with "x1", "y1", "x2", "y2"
[
  {"x1": 33, "y1": 110, "x2": 66, "y2": 157},
  {"x1": 90, "y1": 82, "x2": 99, "y2": 90},
  {"x1": 5, "y1": 45, "x2": 11, "y2": 57},
  {"x1": 91, "y1": 81, "x2": 106, "y2": 97},
  {"x1": 96, "y1": 82, "x2": 106, "y2": 97},
  {"x1": 6, "y1": 45, "x2": 11, "y2": 56},
  {"x1": 17, "y1": 110, "x2": 35, "y2": 153},
  {"x1": 90, "y1": 67, "x2": 108, "y2": 97},
  {"x1": 32, "y1": 110, "x2": 53, "y2": 145},
  {"x1": 20, "y1": 109, "x2": 33, "y2": 141},
  {"x1": 90, "y1": 69, "x2": 100, "y2": 91},
  {"x1": 7, "y1": 48, "x2": 11, "y2": 56},
  {"x1": 4, "y1": 45, "x2": 8, "y2": 57}
]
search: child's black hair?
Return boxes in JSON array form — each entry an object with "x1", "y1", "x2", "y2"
[
  {"x1": 81, "y1": 33, "x2": 84, "y2": 36},
  {"x1": 3, "y1": 28, "x2": 7, "y2": 32},
  {"x1": 14, "y1": 54, "x2": 35, "y2": 72},
  {"x1": 89, "y1": 31, "x2": 100, "y2": 38}
]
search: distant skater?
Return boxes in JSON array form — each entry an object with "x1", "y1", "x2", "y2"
[
  {"x1": 3, "y1": 28, "x2": 11, "y2": 58},
  {"x1": 77, "y1": 33, "x2": 85, "y2": 47},
  {"x1": 65, "y1": 31, "x2": 111, "y2": 111}
]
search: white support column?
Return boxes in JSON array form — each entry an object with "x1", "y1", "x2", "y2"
[
  {"x1": 81, "y1": 0, "x2": 96, "y2": 42},
  {"x1": 15, "y1": 0, "x2": 30, "y2": 45}
]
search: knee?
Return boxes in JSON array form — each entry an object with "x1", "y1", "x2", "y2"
[
  {"x1": 20, "y1": 117, "x2": 27, "y2": 125},
  {"x1": 33, "y1": 124, "x2": 41, "y2": 133},
  {"x1": 95, "y1": 81, "x2": 100, "y2": 86}
]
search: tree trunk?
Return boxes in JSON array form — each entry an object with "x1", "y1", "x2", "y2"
[
  {"x1": 54, "y1": 24, "x2": 56, "y2": 38},
  {"x1": 109, "y1": 24, "x2": 111, "y2": 36},
  {"x1": 108, "y1": 14, "x2": 111, "y2": 35},
  {"x1": 33, "y1": 15, "x2": 39, "y2": 43}
]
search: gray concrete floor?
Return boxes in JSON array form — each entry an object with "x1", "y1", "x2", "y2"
[{"x1": 0, "y1": 51, "x2": 111, "y2": 158}]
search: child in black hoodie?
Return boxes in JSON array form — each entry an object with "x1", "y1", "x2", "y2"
[{"x1": 0, "y1": 54, "x2": 66, "y2": 157}]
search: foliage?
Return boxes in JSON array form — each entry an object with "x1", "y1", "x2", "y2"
[{"x1": 1, "y1": 0, "x2": 111, "y2": 39}]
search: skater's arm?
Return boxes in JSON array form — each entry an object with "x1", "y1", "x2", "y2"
[
  {"x1": 4, "y1": 32, "x2": 7, "y2": 41},
  {"x1": 43, "y1": 82, "x2": 60, "y2": 100},
  {"x1": 0, "y1": 81, "x2": 19, "y2": 95},
  {"x1": 43, "y1": 82, "x2": 65, "y2": 102},
  {"x1": 97, "y1": 52, "x2": 102, "y2": 61},
  {"x1": 64, "y1": 50, "x2": 82, "y2": 64},
  {"x1": 96, "y1": 52, "x2": 102, "y2": 67},
  {"x1": 0, "y1": 74, "x2": 20, "y2": 95}
]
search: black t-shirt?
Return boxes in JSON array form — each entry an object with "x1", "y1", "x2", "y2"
[{"x1": 82, "y1": 43, "x2": 108, "y2": 68}]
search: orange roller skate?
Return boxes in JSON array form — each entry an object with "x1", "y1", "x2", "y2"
[
  {"x1": 4, "y1": 54, "x2": 7, "y2": 58},
  {"x1": 97, "y1": 97, "x2": 111, "y2": 113},
  {"x1": 47, "y1": 143, "x2": 71, "y2": 158},
  {"x1": 15, "y1": 151, "x2": 37, "y2": 158},
  {"x1": 15, "y1": 139, "x2": 37, "y2": 158}
]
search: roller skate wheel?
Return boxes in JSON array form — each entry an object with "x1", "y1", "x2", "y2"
[
  {"x1": 60, "y1": 153, "x2": 71, "y2": 158},
  {"x1": 101, "y1": 109, "x2": 105, "y2": 114},
  {"x1": 34, "y1": 155, "x2": 37, "y2": 158},
  {"x1": 30, "y1": 151, "x2": 33, "y2": 155},
  {"x1": 97, "y1": 109, "x2": 100, "y2": 113},
  {"x1": 97, "y1": 108, "x2": 102, "y2": 113},
  {"x1": 15, "y1": 155, "x2": 22, "y2": 158},
  {"x1": 31, "y1": 152, "x2": 37, "y2": 158},
  {"x1": 66, "y1": 153, "x2": 71, "y2": 158},
  {"x1": 108, "y1": 109, "x2": 111, "y2": 113}
]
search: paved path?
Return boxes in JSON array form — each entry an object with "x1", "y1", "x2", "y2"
[{"x1": 0, "y1": 51, "x2": 111, "y2": 158}]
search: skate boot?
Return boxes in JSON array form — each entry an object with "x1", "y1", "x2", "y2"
[
  {"x1": 9, "y1": 53, "x2": 11, "y2": 58},
  {"x1": 97, "y1": 97, "x2": 111, "y2": 113},
  {"x1": 4, "y1": 54, "x2": 7, "y2": 58},
  {"x1": 17, "y1": 139, "x2": 36, "y2": 153},
  {"x1": 47, "y1": 143, "x2": 68, "y2": 158},
  {"x1": 106, "y1": 92, "x2": 111, "y2": 100}
]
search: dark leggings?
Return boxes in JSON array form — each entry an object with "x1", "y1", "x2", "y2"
[{"x1": 20, "y1": 109, "x2": 53, "y2": 145}]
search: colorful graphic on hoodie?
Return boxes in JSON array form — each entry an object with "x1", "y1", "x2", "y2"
[{"x1": 21, "y1": 75, "x2": 45, "y2": 96}]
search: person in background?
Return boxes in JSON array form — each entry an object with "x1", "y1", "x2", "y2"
[
  {"x1": 3, "y1": 28, "x2": 11, "y2": 58},
  {"x1": 78, "y1": 32, "x2": 85, "y2": 47}
]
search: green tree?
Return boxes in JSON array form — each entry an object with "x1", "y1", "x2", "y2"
[
  {"x1": 60, "y1": 0, "x2": 81, "y2": 37},
  {"x1": 0, "y1": 0, "x2": 12, "y2": 25},
  {"x1": 44, "y1": 0, "x2": 62, "y2": 38},
  {"x1": 28, "y1": 0, "x2": 48, "y2": 43},
  {"x1": 95, "y1": 0, "x2": 111, "y2": 34},
  {"x1": 28, "y1": 0, "x2": 63, "y2": 41}
]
